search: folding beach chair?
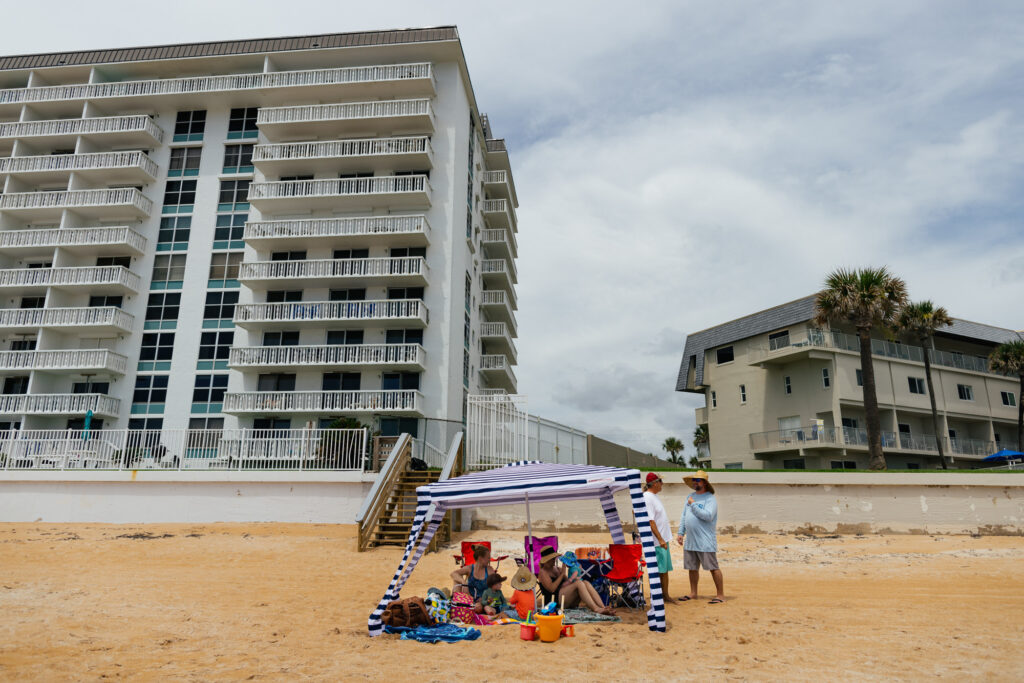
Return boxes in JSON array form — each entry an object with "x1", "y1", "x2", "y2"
[
  {"x1": 605, "y1": 543, "x2": 646, "y2": 609},
  {"x1": 520, "y1": 535, "x2": 558, "y2": 574},
  {"x1": 452, "y1": 541, "x2": 507, "y2": 571}
]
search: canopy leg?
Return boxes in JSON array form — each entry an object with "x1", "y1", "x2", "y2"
[
  {"x1": 395, "y1": 504, "x2": 446, "y2": 591},
  {"x1": 628, "y1": 472, "x2": 666, "y2": 633},
  {"x1": 368, "y1": 494, "x2": 431, "y2": 637},
  {"x1": 600, "y1": 490, "x2": 625, "y2": 545}
]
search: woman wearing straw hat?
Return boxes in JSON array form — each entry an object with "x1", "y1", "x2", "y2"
[
  {"x1": 537, "y1": 546, "x2": 616, "y2": 615},
  {"x1": 675, "y1": 470, "x2": 725, "y2": 604}
]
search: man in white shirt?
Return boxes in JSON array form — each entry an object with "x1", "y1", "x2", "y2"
[{"x1": 643, "y1": 472, "x2": 674, "y2": 602}]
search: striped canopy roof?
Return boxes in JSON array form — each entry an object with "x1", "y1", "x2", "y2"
[{"x1": 417, "y1": 461, "x2": 639, "y2": 509}]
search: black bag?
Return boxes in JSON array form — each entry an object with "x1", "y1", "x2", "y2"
[{"x1": 410, "y1": 457, "x2": 428, "y2": 471}]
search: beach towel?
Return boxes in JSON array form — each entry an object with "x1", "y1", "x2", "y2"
[
  {"x1": 562, "y1": 608, "x2": 621, "y2": 624},
  {"x1": 384, "y1": 624, "x2": 481, "y2": 643}
]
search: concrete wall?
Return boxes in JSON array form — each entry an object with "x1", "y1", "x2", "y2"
[{"x1": 588, "y1": 435, "x2": 674, "y2": 469}]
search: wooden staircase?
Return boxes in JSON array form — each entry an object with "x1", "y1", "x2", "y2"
[{"x1": 370, "y1": 470, "x2": 450, "y2": 549}]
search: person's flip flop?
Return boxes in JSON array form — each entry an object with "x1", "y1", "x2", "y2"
[
  {"x1": 679, "y1": 596, "x2": 696, "y2": 602},
  {"x1": 708, "y1": 598, "x2": 724, "y2": 604}
]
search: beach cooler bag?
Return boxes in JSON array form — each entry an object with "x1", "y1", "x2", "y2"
[
  {"x1": 424, "y1": 593, "x2": 451, "y2": 623},
  {"x1": 450, "y1": 591, "x2": 475, "y2": 623},
  {"x1": 380, "y1": 597, "x2": 434, "y2": 628}
]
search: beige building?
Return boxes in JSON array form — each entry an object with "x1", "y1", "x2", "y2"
[{"x1": 676, "y1": 296, "x2": 1021, "y2": 470}]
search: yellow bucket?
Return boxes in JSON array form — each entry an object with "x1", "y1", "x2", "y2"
[{"x1": 535, "y1": 614, "x2": 563, "y2": 642}]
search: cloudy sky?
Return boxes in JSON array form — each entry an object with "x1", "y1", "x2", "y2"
[{"x1": 7, "y1": 1, "x2": 1022, "y2": 454}]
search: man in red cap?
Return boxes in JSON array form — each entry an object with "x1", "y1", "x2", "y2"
[{"x1": 643, "y1": 472, "x2": 674, "y2": 602}]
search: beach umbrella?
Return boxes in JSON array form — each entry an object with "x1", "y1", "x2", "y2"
[
  {"x1": 983, "y1": 449, "x2": 1024, "y2": 462},
  {"x1": 82, "y1": 409, "x2": 94, "y2": 443}
]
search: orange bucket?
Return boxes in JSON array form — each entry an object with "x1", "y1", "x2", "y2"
[
  {"x1": 535, "y1": 614, "x2": 563, "y2": 642},
  {"x1": 520, "y1": 623, "x2": 537, "y2": 641}
]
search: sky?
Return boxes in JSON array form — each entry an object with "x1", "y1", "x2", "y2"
[{"x1": 5, "y1": 1, "x2": 1022, "y2": 455}]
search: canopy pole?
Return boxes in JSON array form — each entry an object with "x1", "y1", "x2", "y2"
[{"x1": 525, "y1": 490, "x2": 532, "y2": 561}]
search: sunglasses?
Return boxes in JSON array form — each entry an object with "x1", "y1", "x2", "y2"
[{"x1": 692, "y1": 479, "x2": 705, "y2": 483}]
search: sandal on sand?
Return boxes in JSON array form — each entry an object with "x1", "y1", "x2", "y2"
[
  {"x1": 708, "y1": 598, "x2": 724, "y2": 604},
  {"x1": 679, "y1": 596, "x2": 696, "y2": 602}
]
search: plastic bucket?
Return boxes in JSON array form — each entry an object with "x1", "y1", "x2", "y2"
[
  {"x1": 536, "y1": 614, "x2": 563, "y2": 642},
  {"x1": 519, "y1": 623, "x2": 537, "y2": 641}
]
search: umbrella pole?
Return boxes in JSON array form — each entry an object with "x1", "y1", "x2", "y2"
[{"x1": 525, "y1": 491, "x2": 538, "y2": 612}]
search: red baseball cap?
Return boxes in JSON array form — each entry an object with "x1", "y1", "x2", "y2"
[{"x1": 645, "y1": 473, "x2": 662, "y2": 485}]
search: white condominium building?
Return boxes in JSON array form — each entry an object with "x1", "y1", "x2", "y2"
[
  {"x1": 0, "y1": 27, "x2": 519, "y2": 442},
  {"x1": 677, "y1": 296, "x2": 1021, "y2": 470}
]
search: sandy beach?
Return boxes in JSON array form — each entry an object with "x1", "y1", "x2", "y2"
[{"x1": 1, "y1": 524, "x2": 1022, "y2": 681}]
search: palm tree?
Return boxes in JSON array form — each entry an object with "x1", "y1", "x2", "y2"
[
  {"x1": 893, "y1": 301, "x2": 953, "y2": 469},
  {"x1": 693, "y1": 424, "x2": 709, "y2": 449},
  {"x1": 989, "y1": 339, "x2": 1024, "y2": 451},
  {"x1": 661, "y1": 436, "x2": 685, "y2": 465},
  {"x1": 815, "y1": 267, "x2": 908, "y2": 470}
]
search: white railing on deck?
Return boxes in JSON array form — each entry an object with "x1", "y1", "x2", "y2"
[
  {"x1": 466, "y1": 394, "x2": 528, "y2": 470},
  {"x1": 0, "y1": 349, "x2": 128, "y2": 373},
  {"x1": 0, "y1": 188, "x2": 153, "y2": 214},
  {"x1": 482, "y1": 199, "x2": 508, "y2": 213},
  {"x1": 252, "y1": 136, "x2": 431, "y2": 162},
  {"x1": 482, "y1": 170, "x2": 507, "y2": 184},
  {"x1": 0, "y1": 393, "x2": 119, "y2": 416},
  {"x1": 0, "y1": 151, "x2": 158, "y2": 178},
  {"x1": 243, "y1": 215, "x2": 428, "y2": 241},
  {"x1": 0, "y1": 63, "x2": 434, "y2": 105},
  {"x1": 0, "y1": 428, "x2": 369, "y2": 471},
  {"x1": 0, "y1": 226, "x2": 146, "y2": 251},
  {"x1": 258, "y1": 98, "x2": 433, "y2": 125},
  {"x1": 229, "y1": 343, "x2": 424, "y2": 368},
  {"x1": 0, "y1": 266, "x2": 141, "y2": 291},
  {"x1": 481, "y1": 289, "x2": 518, "y2": 317},
  {"x1": 480, "y1": 322, "x2": 510, "y2": 338},
  {"x1": 239, "y1": 256, "x2": 426, "y2": 281},
  {"x1": 223, "y1": 390, "x2": 422, "y2": 413},
  {"x1": 248, "y1": 175, "x2": 430, "y2": 200},
  {"x1": 0, "y1": 306, "x2": 133, "y2": 330},
  {"x1": 234, "y1": 298, "x2": 427, "y2": 325},
  {"x1": 0, "y1": 115, "x2": 164, "y2": 142},
  {"x1": 480, "y1": 354, "x2": 517, "y2": 384}
]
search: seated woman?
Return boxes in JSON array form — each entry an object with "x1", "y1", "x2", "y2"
[
  {"x1": 537, "y1": 545, "x2": 615, "y2": 615},
  {"x1": 450, "y1": 544, "x2": 496, "y2": 614}
]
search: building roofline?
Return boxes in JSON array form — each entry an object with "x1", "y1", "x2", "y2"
[
  {"x1": 0, "y1": 26, "x2": 460, "y2": 71},
  {"x1": 686, "y1": 294, "x2": 818, "y2": 337}
]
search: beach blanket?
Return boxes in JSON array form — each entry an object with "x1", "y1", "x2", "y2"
[
  {"x1": 383, "y1": 624, "x2": 481, "y2": 643},
  {"x1": 562, "y1": 608, "x2": 621, "y2": 624}
]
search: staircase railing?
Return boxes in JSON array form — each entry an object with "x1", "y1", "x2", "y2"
[
  {"x1": 355, "y1": 433, "x2": 411, "y2": 552},
  {"x1": 428, "y1": 432, "x2": 465, "y2": 551}
]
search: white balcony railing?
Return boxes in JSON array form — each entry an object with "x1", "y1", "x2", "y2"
[
  {"x1": 0, "y1": 349, "x2": 128, "y2": 374},
  {"x1": 233, "y1": 299, "x2": 427, "y2": 325},
  {"x1": 481, "y1": 228, "x2": 517, "y2": 255},
  {"x1": 0, "y1": 393, "x2": 119, "y2": 416},
  {"x1": 0, "y1": 226, "x2": 146, "y2": 252},
  {"x1": 0, "y1": 115, "x2": 164, "y2": 142},
  {"x1": 229, "y1": 343, "x2": 424, "y2": 369},
  {"x1": 243, "y1": 215, "x2": 429, "y2": 242},
  {"x1": 0, "y1": 266, "x2": 141, "y2": 291},
  {"x1": 0, "y1": 188, "x2": 153, "y2": 215},
  {"x1": 223, "y1": 390, "x2": 423, "y2": 414},
  {"x1": 252, "y1": 136, "x2": 432, "y2": 163},
  {"x1": 480, "y1": 354, "x2": 517, "y2": 386},
  {"x1": 482, "y1": 258, "x2": 517, "y2": 284},
  {"x1": 0, "y1": 151, "x2": 158, "y2": 178},
  {"x1": 0, "y1": 63, "x2": 434, "y2": 105},
  {"x1": 238, "y1": 256, "x2": 426, "y2": 282},
  {"x1": 481, "y1": 322, "x2": 512, "y2": 339},
  {"x1": 482, "y1": 170, "x2": 507, "y2": 184},
  {"x1": 258, "y1": 98, "x2": 433, "y2": 125},
  {"x1": 249, "y1": 175, "x2": 430, "y2": 201},
  {"x1": 481, "y1": 288, "x2": 518, "y2": 312},
  {"x1": 0, "y1": 306, "x2": 133, "y2": 331}
]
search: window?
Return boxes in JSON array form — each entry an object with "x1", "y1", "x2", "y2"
[
  {"x1": 26, "y1": 261, "x2": 52, "y2": 268},
  {"x1": 88, "y1": 295, "x2": 122, "y2": 308},
  {"x1": 322, "y1": 373, "x2": 360, "y2": 391},
  {"x1": 128, "y1": 418, "x2": 163, "y2": 431},
  {"x1": 193, "y1": 375, "x2": 229, "y2": 404},
  {"x1": 67, "y1": 418, "x2": 103, "y2": 430},
  {"x1": 784, "y1": 376, "x2": 792, "y2": 395},
  {"x1": 898, "y1": 423, "x2": 911, "y2": 436},
  {"x1": 327, "y1": 330, "x2": 364, "y2": 345},
  {"x1": 906, "y1": 463, "x2": 921, "y2": 470},
  {"x1": 716, "y1": 346, "x2": 734, "y2": 364},
  {"x1": 189, "y1": 417, "x2": 224, "y2": 431},
  {"x1": 465, "y1": 273, "x2": 472, "y2": 312},
  {"x1": 198, "y1": 331, "x2": 233, "y2": 360},
  {"x1": 783, "y1": 459, "x2": 806, "y2": 470},
  {"x1": 1001, "y1": 391, "x2": 1017, "y2": 407},
  {"x1": 768, "y1": 330, "x2": 790, "y2": 350},
  {"x1": 257, "y1": 374, "x2": 296, "y2": 392},
  {"x1": 272, "y1": 250, "x2": 307, "y2": 261},
  {"x1": 152, "y1": 254, "x2": 186, "y2": 284},
  {"x1": 228, "y1": 107, "x2": 259, "y2": 139},
  {"x1": 386, "y1": 329, "x2": 423, "y2": 345},
  {"x1": 214, "y1": 212, "x2": 247, "y2": 245},
  {"x1": 97, "y1": 256, "x2": 131, "y2": 268},
  {"x1": 163, "y1": 179, "x2": 197, "y2": 207},
  {"x1": 390, "y1": 247, "x2": 426, "y2": 258},
  {"x1": 830, "y1": 461, "x2": 857, "y2": 470},
  {"x1": 380, "y1": 417, "x2": 419, "y2": 438},
  {"x1": 173, "y1": 110, "x2": 206, "y2": 142},
  {"x1": 841, "y1": 417, "x2": 859, "y2": 429},
  {"x1": 140, "y1": 332, "x2": 175, "y2": 361},
  {"x1": 168, "y1": 147, "x2": 201, "y2": 176},
  {"x1": 956, "y1": 384, "x2": 974, "y2": 401},
  {"x1": 262, "y1": 331, "x2": 299, "y2": 347},
  {"x1": 724, "y1": 463, "x2": 743, "y2": 470},
  {"x1": 388, "y1": 287, "x2": 424, "y2": 300},
  {"x1": 267, "y1": 290, "x2": 303, "y2": 303},
  {"x1": 157, "y1": 216, "x2": 191, "y2": 250},
  {"x1": 218, "y1": 179, "x2": 249, "y2": 209},
  {"x1": 146, "y1": 293, "x2": 181, "y2": 321},
  {"x1": 329, "y1": 289, "x2": 367, "y2": 301},
  {"x1": 254, "y1": 418, "x2": 290, "y2": 430},
  {"x1": 281, "y1": 174, "x2": 314, "y2": 182},
  {"x1": 394, "y1": 169, "x2": 429, "y2": 179},
  {"x1": 204, "y1": 291, "x2": 238, "y2": 320},
  {"x1": 821, "y1": 368, "x2": 831, "y2": 389},
  {"x1": 856, "y1": 369, "x2": 863, "y2": 387},
  {"x1": 223, "y1": 144, "x2": 254, "y2": 173},
  {"x1": 133, "y1": 375, "x2": 169, "y2": 403},
  {"x1": 333, "y1": 248, "x2": 369, "y2": 260},
  {"x1": 209, "y1": 252, "x2": 242, "y2": 281},
  {"x1": 739, "y1": 384, "x2": 747, "y2": 404},
  {"x1": 710, "y1": 390, "x2": 717, "y2": 408},
  {"x1": 948, "y1": 428, "x2": 958, "y2": 440},
  {"x1": 20, "y1": 296, "x2": 45, "y2": 309},
  {"x1": 382, "y1": 372, "x2": 420, "y2": 390},
  {"x1": 464, "y1": 313, "x2": 471, "y2": 349},
  {"x1": 73, "y1": 380, "x2": 109, "y2": 394},
  {"x1": 908, "y1": 377, "x2": 926, "y2": 395},
  {"x1": 10, "y1": 339, "x2": 36, "y2": 351},
  {"x1": 2, "y1": 377, "x2": 29, "y2": 395},
  {"x1": 463, "y1": 349, "x2": 470, "y2": 388}
]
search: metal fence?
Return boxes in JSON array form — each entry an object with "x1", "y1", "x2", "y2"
[
  {"x1": 0, "y1": 428, "x2": 369, "y2": 471},
  {"x1": 465, "y1": 394, "x2": 528, "y2": 470}
]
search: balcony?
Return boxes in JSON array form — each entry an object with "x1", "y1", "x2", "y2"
[
  {"x1": 0, "y1": 266, "x2": 141, "y2": 294},
  {"x1": 0, "y1": 151, "x2": 158, "y2": 184},
  {"x1": 243, "y1": 215, "x2": 429, "y2": 249},
  {"x1": 0, "y1": 349, "x2": 128, "y2": 375},
  {"x1": 0, "y1": 393, "x2": 120, "y2": 417},
  {"x1": 0, "y1": 226, "x2": 146, "y2": 255},
  {"x1": 222, "y1": 390, "x2": 423, "y2": 415},
  {"x1": 248, "y1": 175, "x2": 430, "y2": 212},
  {"x1": 481, "y1": 259, "x2": 517, "y2": 293},
  {"x1": 479, "y1": 388, "x2": 508, "y2": 396},
  {"x1": 252, "y1": 136, "x2": 432, "y2": 175},
  {"x1": 229, "y1": 343, "x2": 425, "y2": 371},
  {"x1": 485, "y1": 138, "x2": 511, "y2": 172},
  {"x1": 0, "y1": 63, "x2": 436, "y2": 111},
  {"x1": 238, "y1": 256, "x2": 427, "y2": 288},
  {"x1": 257, "y1": 98, "x2": 435, "y2": 140},
  {"x1": 233, "y1": 298, "x2": 428, "y2": 330},
  {"x1": 481, "y1": 228, "x2": 517, "y2": 260},
  {"x1": 696, "y1": 407, "x2": 708, "y2": 426},
  {"x1": 0, "y1": 188, "x2": 153, "y2": 220},
  {"x1": 0, "y1": 115, "x2": 164, "y2": 148},
  {"x1": 480, "y1": 289, "x2": 518, "y2": 326},
  {"x1": 482, "y1": 170, "x2": 514, "y2": 202},
  {"x1": 479, "y1": 354, "x2": 517, "y2": 393},
  {"x1": 480, "y1": 322, "x2": 518, "y2": 362},
  {"x1": 749, "y1": 426, "x2": 1003, "y2": 461},
  {"x1": 482, "y1": 198, "x2": 517, "y2": 232},
  {"x1": 0, "y1": 306, "x2": 134, "y2": 334}
]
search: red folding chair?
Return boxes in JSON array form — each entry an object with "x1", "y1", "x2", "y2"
[
  {"x1": 452, "y1": 541, "x2": 507, "y2": 571},
  {"x1": 605, "y1": 543, "x2": 646, "y2": 609}
]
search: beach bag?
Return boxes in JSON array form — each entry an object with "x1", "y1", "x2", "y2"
[
  {"x1": 410, "y1": 457, "x2": 428, "y2": 471},
  {"x1": 380, "y1": 597, "x2": 434, "y2": 628},
  {"x1": 424, "y1": 593, "x2": 450, "y2": 623},
  {"x1": 449, "y1": 591, "x2": 475, "y2": 624}
]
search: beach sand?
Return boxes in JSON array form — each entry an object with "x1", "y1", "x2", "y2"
[{"x1": 1, "y1": 524, "x2": 1022, "y2": 681}]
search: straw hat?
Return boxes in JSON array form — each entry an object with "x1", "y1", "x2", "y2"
[
  {"x1": 538, "y1": 546, "x2": 561, "y2": 565},
  {"x1": 683, "y1": 469, "x2": 714, "y2": 493},
  {"x1": 510, "y1": 565, "x2": 537, "y2": 591}
]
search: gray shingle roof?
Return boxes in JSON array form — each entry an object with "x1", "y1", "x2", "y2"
[{"x1": 0, "y1": 27, "x2": 459, "y2": 70}]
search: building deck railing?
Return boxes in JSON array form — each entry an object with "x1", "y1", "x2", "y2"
[
  {"x1": 233, "y1": 298, "x2": 427, "y2": 325},
  {"x1": 258, "y1": 98, "x2": 433, "y2": 125},
  {"x1": 481, "y1": 288, "x2": 518, "y2": 315},
  {"x1": 252, "y1": 136, "x2": 431, "y2": 163},
  {"x1": 0, "y1": 266, "x2": 141, "y2": 291},
  {"x1": 238, "y1": 256, "x2": 426, "y2": 282},
  {"x1": 0, "y1": 188, "x2": 153, "y2": 214},
  {"x1": 223, "y1": 390, "x2": 423, "y2": 414},
  {"x1": 0, "y1": 115, "x2": 164, "y2": 142},
  {"x1": 0, "y1": 226, "x2": 146, "y2": 251},
  {"x1": 0, "y1": 349, "x2": 128, "y2": 373},
  {"x1": 248, "y1": 175, "x2": 430, "y2": 200},
  {"x1": 0, "y1": 393, "x2": 119, "y2": 416},
  {"x1": 0, "y1": 151, "x2": 158, "y2": 178},
  {"x1": 749, "y1": 425, "x2": 1016, "y2": 459},
  {"x1": 243, "y1": 215, "x2": 428, "y2": 242},
  {"x1": 229, "y1": 343, "x2": 424, "y2": 368},
  {"x1": 0, "y1": 306, "x2": 134, "y2": 331}
]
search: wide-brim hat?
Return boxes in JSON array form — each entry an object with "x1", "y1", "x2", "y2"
[
  {"x1": 510, "y1": 565, "x2": 537, "y2": 591},
  {"x1": 684, "y1": 469, "x2": 711, "y2": 490},
  {"x1": 538, "y1": 545, "x2": 561, "y2": 565}
]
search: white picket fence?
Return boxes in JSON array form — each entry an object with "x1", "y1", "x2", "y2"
[{"x1": 465, "y1": 394, "x2": 528, "y2": 470}]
